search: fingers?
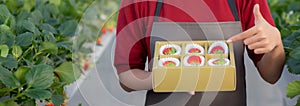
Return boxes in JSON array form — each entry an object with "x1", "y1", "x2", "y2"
[
  {"x1": 227, "y1": 26, "x2": 258, "y2": 43},
  {"x1": 244, "y1": 34, "x2": 266, "y2": 45},
  {"x1": 247, "y1": 41, "x2": 265, "y2": 50},
  {"x1": 227, "y1": 4, "x2": 267, "y2": 43},
  {"x1": 246, "y1": 39, "x2": 275, "y2": 54},
  {"x1": 253, "y1": 4, "x2": 264, "y2": 24},
  {"x1": 254, "y1": 48, "x2": 270, "y2": 54},
  {"x1": 188, "y1": 91, "x2": 195, "y2": 95},
  {"x1": 228, "y1": 4, "x2": 279, "y2": 54}
]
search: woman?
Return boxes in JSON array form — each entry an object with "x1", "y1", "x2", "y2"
[{"x1": 114, "y1": 0, "x2": 285, "y2": 105}]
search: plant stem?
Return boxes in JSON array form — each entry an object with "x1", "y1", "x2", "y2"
[
  {"x1": 18, "y1": 46, "x2": 33, "y2": 62},
  {"x1": 46, "y1": 53, "x2": 50, "y2": 58},
  {"x1": 3, "y1": 88, "x2": 15, "y2": 97},
  {"x1": 4, "y1": 85, "x2": 31, "y2": 102},
  {"x1": 32, "y1": 52, "x2": 42, "y2": 59}
]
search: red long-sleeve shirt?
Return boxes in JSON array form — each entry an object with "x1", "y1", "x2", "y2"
[{"x1": 114, "y1": 0, "x2": 275, "y2": 74}]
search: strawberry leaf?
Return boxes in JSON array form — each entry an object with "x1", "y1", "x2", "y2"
[
  {"x1": 0, "y1": 66, "x2": 20, "y2": 88},
  {"x1": 0, "y1": 45, "x2": 9, "y2": 57},
  {"x1": 25, "y1": 89, "x2": 51, "y2": 100},
  {"x1": 54, "y1": 62, "x2": 80, "y2": 85},
  {"x1": 25, "y1": 64, "x2": 54, "y2": 89},
  {"x1": 286, "y1": 81, "x2": 300, "y2": 99},
  {"x1": 287, "y1": 47, "x2": 300, "y2": 74}
]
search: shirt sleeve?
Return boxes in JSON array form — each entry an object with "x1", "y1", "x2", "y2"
[
  {"x1": 114, "y1": 1, "x2": 149, "y2": 74},
  {"x1": 237, "y1": 0, "x2": 275, "y2": 66}
]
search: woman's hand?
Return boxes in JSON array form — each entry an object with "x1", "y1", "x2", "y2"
[
  {"x1": 227, "y1": 4, "x2": 281, "y2": 54},
  {"x1": 227, "y1": 4, "x2": 285, "y2": 84}
]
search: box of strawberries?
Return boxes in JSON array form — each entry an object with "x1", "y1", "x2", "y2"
[{"x1": 152, "y1": 41, "x2": 236, "y2": 92}]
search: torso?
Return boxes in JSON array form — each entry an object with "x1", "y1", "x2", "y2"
[{"x1": 144, "y1": 1, "x2": 246, "y2": 106}]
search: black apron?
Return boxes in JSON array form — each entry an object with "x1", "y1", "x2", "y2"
[{"x1": 147, "y1": 0, "x2": 246, "y2": 106}]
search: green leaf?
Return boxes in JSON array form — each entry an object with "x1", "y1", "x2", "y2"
[
  {"x1": 24, "y1": 89, "x2": 51, "y2": 100},
  {"x1": 0, "y1": 87, "x2": 10, "y2": 96},
  {"x1": 23, "y1": 59, "x2": 33, "y2": 66},
  {"x1": 287, "y1": 2, "x2": 300, "y2": 11},
  {"x1": 58, "y1": 20, "x2": 78, "y2": 37},
  {"x1": 0, "y1": 4, "x2": 12, "y2": 18},
  {"x1": 4, "y1": 101, "x2": 19, "y2": 106},
  {"x1": 12, "y1": 45, "x2": 23, "y2": 58},
  {"x1": 45, "y1": 18, "x2": 60, "y2": 26},
  {"x1": 289, "y1": 24, "x2": 300, "y2": 31},
  {"x1": 39, "y1": 23, "x2": 57, "y2": 34},
  {"x1": 34, "y1": 27, "x2": 41, "y2": 36},
  {"x1": 54, "y1": 62, "x2": 80, "y2": 85},
  {"x1": 57, "y1": 41, "x2": 72, "y2": 51},
  {"x1": 50, "y1": 0, "x2": 61, "y2": 5},
  {"x1": 25, "y1": 64, "x2": 54, "y2": 89},
  {"x1": 6, "y1": 16, "x2": 16, "y2": 33},
  {"x1": 4, "y1": 0, "x2": 21, "y2": 14},
  {"x1": 66, "y1": 0, "x2": 77, "y2": 9},
  {"x1": 287, "y1": 47, "x2": 300, "y2": 74},
  {"x1": 15, "y1": 32, "x2": 34, "y2": 47},
  {"x1": 287, "y1": 31, "x2": 300, "y2": 49},
  {"x1": 21, "y1": 99, "x2": 36, "y2": 106},
  {"x1": 0, "y1": 55, "x2": 18, "y2": 69},
  {"x1": 42, "y1": 30, "x2": 56, "y2": 42},
  {"x1": 29, "y1": 10, "x2": 43, "y2": 26},
  {"x1": 16, "y1": 11, "x2": 31, "y2": 24},
  {"x1": 286, "y1": 81, "x2": 300, "y2": 98},
  {"x1": 0, "y1": 25, "x2": 14, "y2": 47},
  {"x1": 14, "y1": 67, "x2": 30, "y2": 83},
  {"x1": 0, "y1": 24, "x2": 10, "y2": 31},
  {"x1": 50, "y1": 77, "x2": 65, "y2": 94},
  {"x1": 52, "y1": 95, "x2": 64, "y2": 106},
  {"x1": 22, "y1": 20, "x2": 35, "y2": 33},
  {"x1": 35, "y1": 56, "x2": 54, "y2": 65},
  {"x1": 0, "y1": 101, "x2": 4, "y2": 106},
  {"x1": 22, "y1": 0, "x2": 35, "y2": 12},
  {"x1": 39, "y1": 42, "x2": 58, "y2": 55},
  {"x1": 0, "y1": 45, "x2": 9, "y2": 57},
  {"x1": 0, "y1": 66, "x2": 20, "y2": 88}
]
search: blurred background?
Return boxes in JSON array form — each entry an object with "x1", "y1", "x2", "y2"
[{"x1": 0, "y1": 0, "x2": 299, "y2": 106}]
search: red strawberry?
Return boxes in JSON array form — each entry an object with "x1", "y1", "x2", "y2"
[
  {"x1": 163, "y1": 61, "x2": 176, "y2": 66},
  {"x1": 187, "y1": 56, "x2": 201, "y2": 65},
  {"x1": 163, "y1": 48, "x2": 171, "y2": 54},
  {"x1": 101, "y1": 28, "x2": 107, "y2": 35},
  {"x1": 188, "y1": 48, "x2": 201, "y2": 53},
  {"x1": 83, "y1": 63, "x2": 89, "y2": 71},
  {"x1": 83, "y1": 62, "x2": 89, "y2": 71},
  {"x1": 45, "y1": 102, "x2": 54, "y2": 106},
  {"x1": 163, "y1": 47, "x2": 176, "y2": 55},
  {"x1": 212, "y1": 59, "x2": 225, "y2": 65},
  {"x1": 108, "y1": 27, "x2": 114, "y2": 32},
  {"x1": 211, "y1": 46, "x2": 224, "y2": 54},
  {"x1": 96, "y1": 36, "x2": 102, "y2": 45}
]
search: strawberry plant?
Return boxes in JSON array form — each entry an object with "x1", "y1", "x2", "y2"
[
  {"x1": 0, "y1": 0, "x2": 119, "y2": 105},
  {"x1": 268, "y1": 0, "x2": 300, "y2": 105}
]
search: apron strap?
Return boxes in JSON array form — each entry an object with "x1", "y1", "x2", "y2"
[
  {"x1": 154, "y1": 0, "x2": 163, "y2": 22},
  {"x1": 227, "y1": 0, "x2": 240, "y2": 21}
]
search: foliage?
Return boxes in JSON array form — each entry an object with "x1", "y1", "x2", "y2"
[
  {"x1": 0, "y1": 0, "x2": 119, "y2": 105},
  {"x1": 268, "y1": 0, "x2": 300, "y2": 105}
]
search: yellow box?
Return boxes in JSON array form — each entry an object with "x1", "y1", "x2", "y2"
[{"x1": 152, "y1": 41, "x2": 236, "y2": 92}]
